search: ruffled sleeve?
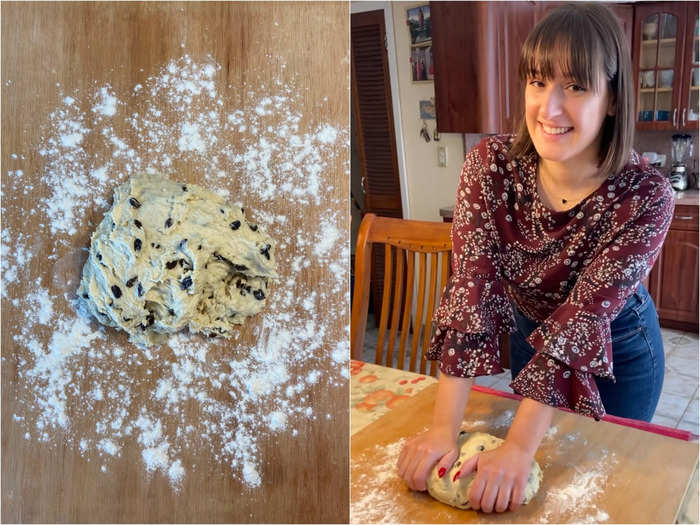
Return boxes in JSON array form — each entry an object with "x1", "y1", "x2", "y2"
[
  {"x1": 510, "y1": 173, "x2": 675, "y2": 419},
  {"x1": 427, "y1": 137, "x2": 516, "y2": 378}
]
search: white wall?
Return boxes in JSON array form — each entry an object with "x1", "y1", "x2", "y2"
[{"x1": 390, "y1": 2, "x2": 466, "y2": 221}]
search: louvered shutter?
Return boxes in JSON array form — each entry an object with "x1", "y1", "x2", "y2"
[{"x1": 352, "y1": 9, "x2": 403, "y2": 324}]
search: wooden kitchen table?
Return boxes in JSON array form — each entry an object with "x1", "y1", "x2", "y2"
[
  {"x1": 351, "y1": 361, "x2": 699, "y2": 523},
  {"x1": 1, "y1": 3, "x2": 348, "y2": 523}
]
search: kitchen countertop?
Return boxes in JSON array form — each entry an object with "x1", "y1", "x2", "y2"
[
  {"x1": 351, "y1": 360, "x2": 699, "y2": 524},
  {"x1": 440, "y1": 188, "x2": 700, "y2": 218}
]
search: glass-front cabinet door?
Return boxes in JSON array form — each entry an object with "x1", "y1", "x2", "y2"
[
  {"x1": 681, "y1": 5, "x2": 699, "y2": 129},
  {"x1": 634, "y1": 4, "x2": 687, "y2": 129}
]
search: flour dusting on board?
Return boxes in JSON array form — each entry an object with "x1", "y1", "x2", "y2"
[
  {"x1": 2, "y1": 55, "x2": 348, "y2": 489},
  {"x1": 351, "y1": 438, "x2": 408, "y2": 524},
  {"x1": 534, "y1": 450, "x2": 618, "y2": 523}
]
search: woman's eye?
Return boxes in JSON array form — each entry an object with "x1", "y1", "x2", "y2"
[
  {"x1": 568, "y1": 84, "x2": 586, "y2": 92},
  {"x1": 529, "y1": 80, "x2": 544, "y2": 88}
]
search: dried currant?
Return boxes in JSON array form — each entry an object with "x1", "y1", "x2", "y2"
[
  {"x1": 165, "y1": 217, "x2": 173, "y2": 228},
  {"x1": 134, "y1": 238, "x2": 142, "y2": 251},
  {"x1": 126, "y1": 276, "x2": 138, "y2": 288},
  {"x1": 129, "y1": 197, "x2": 141, "y2": 208},
  {"x1": 253, "y1": 289, "x2": 265, "y2": 300},
  {"x1": 230, "y1": 220, "x2": 241, "y2": 231},
  {"x1": 166, "y1": 260, "x2": 178, "y2": 269},
  {"x1": 260, "y1": 244, "x2": 271, "y2": 260},
  {"x1": 134, "y1": 219, "x2": 142, "y2": 228},
  {"x1": 180, "y1": 276, "x2": 193, "y2": 290},
  {"x1": 111, "y1": 285, "x2": 122, "y2": 298}
]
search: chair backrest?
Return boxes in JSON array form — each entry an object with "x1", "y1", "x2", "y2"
[{"x1": 351, "y1": 213, "x2": 452, "y2": 376}]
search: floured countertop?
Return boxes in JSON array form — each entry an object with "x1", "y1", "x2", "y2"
[
  {"x1": 351, "y1": 382, "x2": 699, "y2": 524},
  {"x1": 1, "y1": 3, "x2": 349, "y2": 523}
]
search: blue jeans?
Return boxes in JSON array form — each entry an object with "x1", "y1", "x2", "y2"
[{"x1": 509, "y1": 284, "x2": 665, "y2": 422}]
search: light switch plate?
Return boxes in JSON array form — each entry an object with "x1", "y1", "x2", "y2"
[{"x1": 438, "y1": 146, "x2": 447, "y2": 167}]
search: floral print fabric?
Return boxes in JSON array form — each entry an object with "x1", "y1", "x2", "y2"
[{"x1": 427, "y1": 135, "x2": 675, "y2": 419}]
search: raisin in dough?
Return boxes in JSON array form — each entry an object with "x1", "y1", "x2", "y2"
[
  {"x1": 77, "y1": 173, "x2": 277, "y2": 347},
  {"x1": 426, "y1": 431, "x2": 542, "y2": 510}
]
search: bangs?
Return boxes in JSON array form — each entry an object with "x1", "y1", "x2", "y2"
[{"x1": 519, "y1": 9, "x2": 612, "y2": 93}]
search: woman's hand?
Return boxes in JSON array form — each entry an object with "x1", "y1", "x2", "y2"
[
  {"x1": 454, "y1": 440, "x2": 535, "y2": 513},
  {"x1": 398, "y1": 373, "x2": 475, "y2": 491},
  {"x1": 397, "y1": 425, "x2": 459, "y2": 491}
]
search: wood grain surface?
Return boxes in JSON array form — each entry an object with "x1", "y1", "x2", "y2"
[
  {"x1": 1, "y1": 3, "x2": 349, "y2": 523},
  {"x1": 351, "y1": 383, "x2": 699, "y2": 523}
]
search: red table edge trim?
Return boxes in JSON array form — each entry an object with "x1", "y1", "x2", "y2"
[{"x1": 471, "y1": 385, "x2": 694, "y2": 442}]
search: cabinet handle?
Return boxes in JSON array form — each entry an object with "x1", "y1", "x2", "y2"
[
  {"x1": 673, "y1": 108, "x2": 678, "y2": 127},
  {"x1": 675, "y1": 215, "x2": 695, "y2": 220},
  {"x1": 682, "y1": 108, "x2": 686, "y2": 127}
]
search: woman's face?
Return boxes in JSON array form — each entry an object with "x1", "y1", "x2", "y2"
[{"x1": 525, "y1": 65, "x2": 614, "y2": 170}]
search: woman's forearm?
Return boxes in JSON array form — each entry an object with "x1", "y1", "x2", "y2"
[
  {"x1": 505, "y1": 397, "x2": 554, "y2": 456},
  {"x1": 431, "y1": 373, "x2": 474, "y2": 438}
]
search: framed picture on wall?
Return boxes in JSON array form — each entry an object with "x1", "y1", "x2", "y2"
[
  {"x1": 410, "y1": 44, "x2": 433, "y2": 82},
  {"x1": 407, "y1": 6, "x2": 431, "y2": 44}
]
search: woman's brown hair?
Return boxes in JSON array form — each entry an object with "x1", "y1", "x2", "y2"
[{"x1": 509, "y1": 3, "x2": 635, "y2": 175}]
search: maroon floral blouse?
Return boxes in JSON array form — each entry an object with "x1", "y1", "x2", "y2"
[{"x1": 427, "y1": 135, "x2": 675, "y2": 420}]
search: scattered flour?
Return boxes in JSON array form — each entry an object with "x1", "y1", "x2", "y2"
[
  {"x1": 534, "y1": 451, "x2": 618, "y2": 523},
  {"x1": 2, "y1": 54, "x2": 348, "y2": 490},
  {"x1": 350, "y1": 438, "x2": 407, "y2": 524},
  {"x1": 464, "y1": 409, "x2": 515, "y2": 430},
  {"x1": 543, "y1": 425, "x2": 558, "y2": 440}
]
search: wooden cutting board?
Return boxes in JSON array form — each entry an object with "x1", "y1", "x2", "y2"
[
  {"x1": 1, "y1": 3, "x2": 348, "y2": 523},
  {"x1": 351, "y1": 383, "x2": 699, "y2": 523}
]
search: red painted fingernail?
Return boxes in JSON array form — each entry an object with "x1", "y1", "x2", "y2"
[
  {"x1": 438, "y1": 467, "x2": 446, "y2": 478},
  {"x1": 452, "y1": 470, "x2": 461, "y2": 482}
]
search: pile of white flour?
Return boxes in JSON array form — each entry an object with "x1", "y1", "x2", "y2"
[{"x1": 1, "y1": 55, "x2": 348, "y2": 489}]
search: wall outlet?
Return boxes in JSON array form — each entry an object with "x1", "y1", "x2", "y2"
[{"x1": 438, "y1": 146, "x2": 447, "y2": 167}]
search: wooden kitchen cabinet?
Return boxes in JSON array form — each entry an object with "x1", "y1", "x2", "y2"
[
  {"x1": 432, "y1": 1, "x2": 537, "y2": 134},
  {"x1": 648, "y1": 203, "x2": 699, "y2": 332},
  {"x1": 633, "y1": 2, "x2": 699, "y2": 130}
]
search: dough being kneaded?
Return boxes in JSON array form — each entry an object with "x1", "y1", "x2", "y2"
[
  {"x1": 77, "y1": 173, "x2": 278, "y2": 347},
  {"x1": 426, "y1": 431, "x2": 542, "y2": 510}
]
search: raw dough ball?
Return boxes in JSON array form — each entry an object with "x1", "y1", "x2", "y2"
[
  {"x1": 77, "y1": 173, "x2": 278, "y2": 347},
  {"x1": 426, "y1": 431, "x2": 542, "y2": 510}
]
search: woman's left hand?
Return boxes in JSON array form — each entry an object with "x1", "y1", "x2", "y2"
[{"x1": 454, "y1": 440, "x2": 534, "y2": 513}]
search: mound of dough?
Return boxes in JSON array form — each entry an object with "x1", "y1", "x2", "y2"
[
  {"x1": 77, "y1": 173, "x2": 277, "y2": 347},
  {"x1": 427, "y1": 431, "x2": 542, "y2": 510}
]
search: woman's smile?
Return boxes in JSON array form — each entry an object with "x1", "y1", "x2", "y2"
[{"x1": 539, "y1": 122, "x2": 574, "y2": 137}]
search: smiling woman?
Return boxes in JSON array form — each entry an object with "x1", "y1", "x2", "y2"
[
  {"x1": 398, "y1": 2, "x2": 676, "y2": 515},
  {"x1": 510, "y1": 3, "x2": 635, "y2": 209}
]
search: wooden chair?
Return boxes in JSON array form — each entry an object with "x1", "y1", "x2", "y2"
[{"x1": 351, "y1": 213, "x2": 453, "y2": 376}]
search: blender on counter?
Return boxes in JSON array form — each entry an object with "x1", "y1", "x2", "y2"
[{"x1": 669, "y1": 134, "x2": 693, "y2": 191}]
